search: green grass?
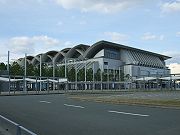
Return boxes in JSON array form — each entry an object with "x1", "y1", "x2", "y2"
[{"x1": 69, "y1": 95, "x2": 180, "y2": 109}]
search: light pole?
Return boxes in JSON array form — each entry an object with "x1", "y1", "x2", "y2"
[
  {"x1": 65, "y1": 57, "x2": 67, "y2": 78},
  {"x1": 53, "y1": 57, "x2": 55, "y2": 91},
  {"x1": 84, "y1": 59, "x2": 87, "y2": 90},
  {"x1": 93, "y1": 62, "x2": 95, "y2": 90},
  {"x1": 24, "y1": 53, "x2": 27, "y2": 92},
  {"x1": 75, "y1": 59, "x2": 78, "y2": 90},
  {"x1": 7, "y1": 51, "x2": 10, "y2": 94},
  {"x1": 40, "y1": 55, "x2": 42, "y2": 91},
  {"x1": 101, "y1": 64, "x2": 103, "y2": 90},
  {"x1": 107, "y1": 65, "x2": 109, "y2": 90}
]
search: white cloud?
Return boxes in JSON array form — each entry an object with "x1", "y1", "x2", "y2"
[
  {"x1": 161, "y1": 1, "x2": 180, "y2": 13},
  {"x1": 176, "y1": 32, "x2": 180, "y2": 37},
  {"x1": 163, "y1": 51, "x2": 180, "y2": 65},
  {"x1": 142, "y1": 33, "x2": 165, "y2": 41},
  {"x1": 167, "y1": 63, "x2": 180, "y2": 74},
  {"x1": 0, "y1": 36, "x2": 81, "y2": 63},
  {"x1": 0, "y1": 36, "x2": 62, "y2": 62},
  {"x1": 159, "y1": 35, "x2": 164, "y2": 40},
  {"x1": 103, "y1": 32, "x2": 128, "y2": 43},
  {"x1": 32, "y1": 35, "x2": 59, "y2": 47},
  {"x1": 8, "y1": 37, "x2": 35, "y2": 54},
  {"x1": 79, "y1": 20, "x2": 87, "y2": 25},
  {"x1": 7, "y1": 36, "x2": 60, "y2": 55},
  {"x1": 54, "y1": 0, "x2": 147, "y2": 13},
  {"x1": 57, "y1": 21, "x2": 63, "y2": 26},
  {"x1": 64, "y1": 41, "x2": 74, "y2": 48}
]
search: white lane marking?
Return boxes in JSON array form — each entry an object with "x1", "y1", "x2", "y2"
[
  {"x1": 108, "y1": 110, "x2": 149, "y2": 117},
  {"x1": 64, "y1": 104, "x2": 85, "y2": 109},
  {"x1": 39, "y1": 101, "x2": 51, "y2": 104}
]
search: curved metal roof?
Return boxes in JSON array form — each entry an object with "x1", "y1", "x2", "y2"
[
  {"x1": 45, "y1": 51, "x2": 59, "y2": 57},
  {"x1": 54, "y1": 52, "x2": 65, "y2": 63},
  {"x1": 61, "y1": 48, "x2": 71, "y2": 53},
  {"x1": 84, "y1": 40, "x2": 171, "y2": 60},
  {"x1": 65, "y1": 44, "x2": 90, "y2": 59},
  {"x1": 16, "y1": 40, "x2": 171, "y2": 66},
  {"x1": 26, "y1": 56, "x2": 34, "y2": 61}
]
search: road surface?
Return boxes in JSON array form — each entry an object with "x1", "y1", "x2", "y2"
[{"x1": 0, "y1": 94, "x2": 180, "y2": 135}]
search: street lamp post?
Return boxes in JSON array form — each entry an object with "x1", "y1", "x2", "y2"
[
  {"x1": 75, "y1": 59, "x2": 78, "y2": 91},
  {"x1": 24, "y1": 53, "x2": 27, "y2": 92},
  {"x1": 65, "y1": 57, "x2": 67, "y2": 78},
  {"x1": 84, "y1": 60, "x2": 87, "y2": 90},
  {"x1": 7, "y1": 51, "x2": 10, "y2": 94},
  {"x1": 53, "y1": 58, "x2": 55, "y2": 91},
  {"x1": 40, "y1": 55, "x2": 42, "y2": 91},
  {"x1": 101, "y1": 64, "x2": 103, "y2": 90},
  {"x1": 107, "y1": 65, "x2": 109, "y2": 90},
  {"x1": 93, "y1": 62, "x2": 95, "y2": 90}
]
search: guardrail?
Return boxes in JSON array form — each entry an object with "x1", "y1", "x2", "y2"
[{"x1": 0, "y1": 114, "x2": 37, "y2": 135}]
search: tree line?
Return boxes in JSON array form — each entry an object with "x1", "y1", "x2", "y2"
[{"x1": 0, "y1": 62, "x2": 129, "y2": 81}]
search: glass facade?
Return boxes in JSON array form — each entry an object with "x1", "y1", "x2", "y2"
[{"x1": 104, "y1": 48, "x2": 120, "y2": 60}]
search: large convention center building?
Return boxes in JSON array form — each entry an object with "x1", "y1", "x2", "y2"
[{"x1": 17, "y1": 40, "x2": 171, "y2": 79}]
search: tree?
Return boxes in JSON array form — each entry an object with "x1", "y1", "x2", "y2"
[
  {"x1": 78, "y1": 68, "x2": 85, "y2": 81},
  {"x1": 67, "y1": 67, "x2": 75, "y2": 81},
  {"x1": 26, "y1": 64, "x2": 35, "y2": 76},
  {"x1": 10, "y1": 62, "x2": 23, "y2": 76},
  {"x1": 0, "y1": 63, "x2": 6, "y2": 70},
  {"x1": 95, "y1": 68, "x2": 101, "y2": 81},
  {"x1": 86, "y1": 68, "x2": 93, "y2": 81},
  {"x1": 120, "y1": 72, "x2": 125, "y2": 81},
  {"x1": 124, "y1": 74, "x2": 131, "y2": 81},
  {"x1": 56, "y1": 66, "x2": 65, "y2": 78}
]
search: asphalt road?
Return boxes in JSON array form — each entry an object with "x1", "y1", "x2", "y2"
[{"x1": 0, "y1": 94, "x2": 180, "y2": 135}]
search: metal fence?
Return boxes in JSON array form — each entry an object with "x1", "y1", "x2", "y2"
[
  {"x1": 0, "y1": 75, "x2": 180, "y2": 95},
  {"x1": 0, "y1": 114, "x2": 37, "y2": 135}
]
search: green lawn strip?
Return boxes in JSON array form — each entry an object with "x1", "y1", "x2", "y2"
[{"x1": 70, "y1": 96, "x2": 180, "y2": 108}]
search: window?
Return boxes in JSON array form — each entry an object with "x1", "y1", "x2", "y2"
[{"x1": 104, "y1": 62, "x2": 108, "y2": 65}]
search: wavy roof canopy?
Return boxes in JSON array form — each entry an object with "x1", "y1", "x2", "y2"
[
  {"x1": 17, "y1": 40, "x2": 171, "y2": 66},
  {"x1": 65, "y1": 44, "x2": 90, "y2": 60}
]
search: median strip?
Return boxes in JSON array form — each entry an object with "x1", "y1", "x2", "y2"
[
  {"x1": 64, "y1": 104, "x2": 85, "y2": 109},
  {"x1": 108, "y1": 110, "x2": 149, "y2": 117}
]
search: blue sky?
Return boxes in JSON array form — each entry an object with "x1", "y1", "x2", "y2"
[{"x1": 0, "y1": 0, "x2": 180, "y2": 69}]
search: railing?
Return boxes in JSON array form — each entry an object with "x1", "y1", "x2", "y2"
[{"x1": 0, "y1": 114, "x2": 37, "y2": 135}]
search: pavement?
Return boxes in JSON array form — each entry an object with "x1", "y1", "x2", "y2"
[{"x1": 0, "y1": 94, "x2": 180, "y2": 135}]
